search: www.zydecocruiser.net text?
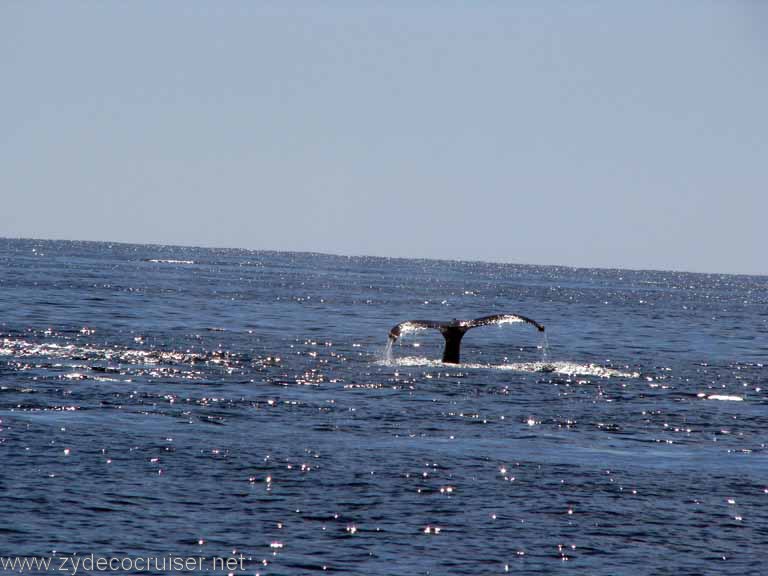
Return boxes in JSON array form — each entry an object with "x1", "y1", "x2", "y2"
[{"x1": 0, "y1": 554, "x2": 248, "y2": 574}]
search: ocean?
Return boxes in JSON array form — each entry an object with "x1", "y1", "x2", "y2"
[{"x1": 1, "y1": 238, "x2": 766, "y2": 575}]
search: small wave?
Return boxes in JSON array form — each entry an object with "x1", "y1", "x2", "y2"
[{"x1": 377, "y1": 357, "x2": 638, "y2": 378}]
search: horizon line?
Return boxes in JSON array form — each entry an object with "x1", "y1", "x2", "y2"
[{"x1": 2, "y1": 235, "x2": 765, "y2": 279}]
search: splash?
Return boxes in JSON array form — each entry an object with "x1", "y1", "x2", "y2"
[
  {"x1": 382, "y1": 338, "x2": 394, "y2": 363},
  {"x1": 381, "y1": 320, "x2": 431, "y2": 363},
  {"x1": 540, "y1": 331, "x2": 550, "y2": 363}
]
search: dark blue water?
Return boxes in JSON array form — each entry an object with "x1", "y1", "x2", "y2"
[{"x1": 1, "y1": 238, "x2": 767, "y2": 575}]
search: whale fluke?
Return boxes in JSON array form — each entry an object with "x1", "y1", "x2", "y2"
[{"x1": 388, "y1": 314, "x2": 544, "y2": 364}]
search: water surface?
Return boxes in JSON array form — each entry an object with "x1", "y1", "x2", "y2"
[{"x1": 1, "y1": 239, "x2": 766, "y2": 575}]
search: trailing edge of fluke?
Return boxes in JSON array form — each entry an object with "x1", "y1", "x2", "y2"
[{"x1": 388, "y1": 314, "x2": 545, "y2": 364}]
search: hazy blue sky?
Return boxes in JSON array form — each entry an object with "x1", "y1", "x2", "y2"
[{"x1": 2, "y1": 2, "x2": 766, "y2": 274}]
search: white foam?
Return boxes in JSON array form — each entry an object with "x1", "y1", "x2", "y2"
[
  {"x1": 147, "y1": 259, "x2": 195, "y2": 265},
  {"x1": 377, "y1": 356, "x2": 638, "y2": 378},
  {"x1": 698, "y1": 393, "x2": 743, "y2": 402}
]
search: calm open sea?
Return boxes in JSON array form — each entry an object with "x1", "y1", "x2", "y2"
[{"x1": 1, "y1": 238, "x2": 766, "y2": 575}]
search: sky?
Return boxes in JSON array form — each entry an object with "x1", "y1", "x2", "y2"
[{"x1": 1, "y1": 2, "x2": 766, "y2": 275}]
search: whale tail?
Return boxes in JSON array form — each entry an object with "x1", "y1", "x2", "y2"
[{"x1": 388, "y1": 314, "x2": 544, "y2": 364}]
